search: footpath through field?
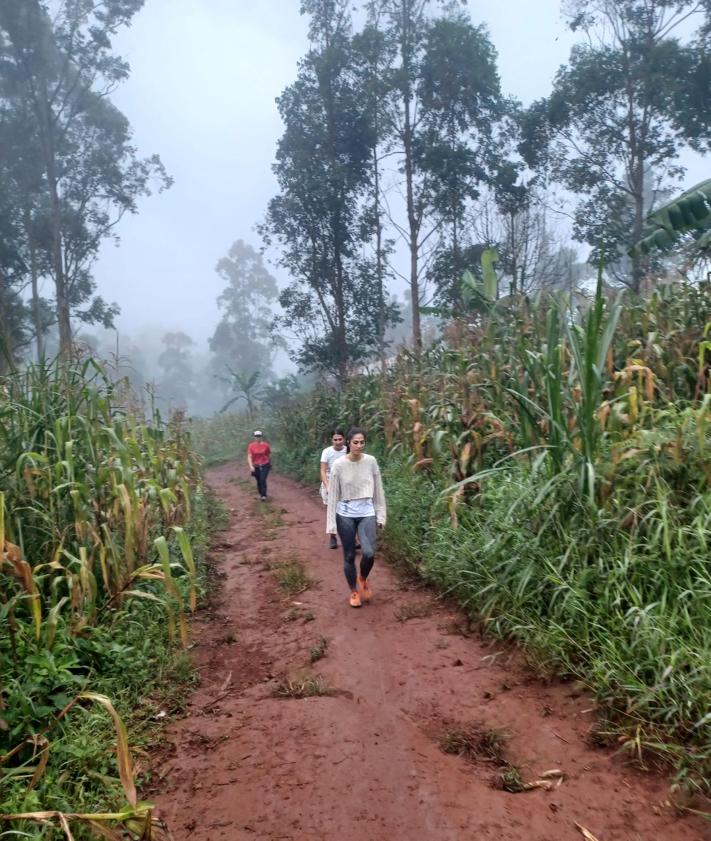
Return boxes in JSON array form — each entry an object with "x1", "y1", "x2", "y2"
[{"x1": 149, "y1": 463, "x2": 709, "y2": 841}]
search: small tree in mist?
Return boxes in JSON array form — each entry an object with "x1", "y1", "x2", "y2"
[
  {"x1": 217, "y1": 369, "x2": 264, "y2": 417},
  {"x1": 209, "y1": 239, "x2": 280, "y2": 385},
  {"x1": 467, "y1": 186, "x2": 593, "y2": 297},
  {"x1": 157, "y1": 331, "x2": 195, "y2": 410}
]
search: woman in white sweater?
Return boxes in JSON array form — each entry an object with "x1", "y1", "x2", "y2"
[{"x1": 326, "y1": 427, "x2": 387, "y2": 608}]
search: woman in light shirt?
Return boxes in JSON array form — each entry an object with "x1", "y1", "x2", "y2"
[
  {"x1": 326, "y1": 427, "x2": 386, "y2": 608},
  {"x1": 319, "y1": 428, "x2": 347, "y2": 549}
]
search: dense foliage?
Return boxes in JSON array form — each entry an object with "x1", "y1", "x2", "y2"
[
  {"x1": 524, "y1": 0, "x2": 711, "y2": 292},
  {"x1": 0, "y1": 1, "x2": 170, "y2": 363},
  {"x1": 237, "y1": 280, "x2": 711, "y2": 795},
  {"x1": 1, "y1": 359, "x2": 206, "y2": 838},
  {"x1": 261, "y1": 0, "x2": 711, "y2": 377}
]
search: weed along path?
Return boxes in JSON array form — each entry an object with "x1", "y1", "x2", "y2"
[{"x1": 149, "y1": 463, "x2": 708, "y2": 841}]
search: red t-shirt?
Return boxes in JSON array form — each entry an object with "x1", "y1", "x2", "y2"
[{"x1": 248, "y1": 441, "x2": 271, "y2": 466}]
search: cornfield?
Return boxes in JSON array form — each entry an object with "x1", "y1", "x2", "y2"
[
  {"x1": 1, "y1": 358, "x2": 202, "y2": 839},
  {"x1": 259, "y1": 277, "x2": 711, "y2": 794}
]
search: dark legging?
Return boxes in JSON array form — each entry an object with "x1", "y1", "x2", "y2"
[
  {"x1": 254, "y1": 463, "x2": 271, "y2": 497},
  {"x1": 336, "y1": 514, "x2": 377, "y2": 590}
]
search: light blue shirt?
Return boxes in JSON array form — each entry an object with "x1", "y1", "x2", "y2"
[{"x1": 336, "y1": 498, "x2": 376, "y2": 518}]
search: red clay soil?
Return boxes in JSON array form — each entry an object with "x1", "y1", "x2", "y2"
[{"x1": 148, "y1": 463, "x2": 710, "y2": 841}]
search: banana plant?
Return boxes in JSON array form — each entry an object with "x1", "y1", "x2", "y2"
[
  {"x1": 420, "y1": 247, "x2": 500, "y2": 318},
  {"x1": 218, "y1": 367, "x2": 264, "y2": 417},
  {"x1": 631, "y1": 178, "x2": 711, "y2": 256}
]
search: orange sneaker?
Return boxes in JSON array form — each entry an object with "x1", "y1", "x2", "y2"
[
  {"x1": 358, "y1": 576, "x2": 373, "y2": 602},
  {"x1": 349, "y1": 591, "x2": 362, "y2": 608}
]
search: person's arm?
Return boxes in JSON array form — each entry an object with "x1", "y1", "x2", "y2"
[
  {"x1": 265, "y1": 443, "x2": 271, "y2": 463},
  {"x1": 247, "y1": 443, "x2": 254, "y2": 472},
  {"x1": 326, "y1": 464, "x2": 340, "y2": 534},
  {"x1": 320, "y1": 460, "x2": 329, "y2": 486},
  {"x1": 372, "y1": 459, "x2": 386, "y2": 527}
]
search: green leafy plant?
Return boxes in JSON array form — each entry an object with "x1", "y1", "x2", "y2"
[
  {"x1": 1, "y1": 357, "x2": 206, "y2": 836},
  {"x1": 632, "y1": 178, "x2": 711, "y2": 256}
]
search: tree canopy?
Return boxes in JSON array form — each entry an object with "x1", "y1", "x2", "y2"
[{"x1": 0, "y1": 0, "x2": 169, "y2": 357}]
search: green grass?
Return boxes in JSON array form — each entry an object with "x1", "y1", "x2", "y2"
[
  {"x1": 272, "y1": 558, "x2": 315, "y2": 597},
  {"x1": 0, "y1": 360, "x2": 220, "y2": 838},
  {"x1": 383, "y1": 457, "x2": 711, "y2": 794},
  {"x1": 309, "y1": 636, "x2": 329, "y2": 664},
  {"x1": 439, "y1": 724, "x2": 508, "y2": 763},
  {"x1": 272, "y1": 675, "x2": 332, "y2": 699}
]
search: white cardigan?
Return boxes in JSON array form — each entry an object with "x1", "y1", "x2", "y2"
[{"x1": 326, "y1": 453, "x2": 387, "y2": 534}]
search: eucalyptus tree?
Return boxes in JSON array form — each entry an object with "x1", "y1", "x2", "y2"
[
  {"x1": 157, "y1": 331, "x2": 195, "y2": 411},
  {"x1": 0, "y1": 0, "x2": 169, "y2": 356},
  {"x1": 0, "y1": 35, "x2": 50, "y2": 358},
  {"x1": 265, "y1": 0, "x2": 385, "y2": 380},
  {"x1": 209, "y1": 239, "x2": 280, "y2": 383},
  {"x1": 417, "y1": 13, "x2": 508, "y2": 292},
  {"x1": 0, "y1": 144, "x2": 27, "y2": 369},
  {"x1": 352, "y1": 9, "x2": 400, "y2": 370},
  {"x1": 523, "y1": 0, "x2": 711, "y2": 291},
  {"x1": 378, "y1": 0, "x2": 439, "y2": 353},
  {"x1": 376, "y1": 0, "x2": 512, "y2": 349}
]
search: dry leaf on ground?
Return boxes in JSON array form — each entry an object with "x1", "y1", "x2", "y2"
[{"x1": 575, "y1": 822, "x2": 601, "y2": 841}]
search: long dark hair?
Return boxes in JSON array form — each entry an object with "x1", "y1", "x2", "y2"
[{"x1": 345, "y1": 426, "x2": 365, "y2": 454}]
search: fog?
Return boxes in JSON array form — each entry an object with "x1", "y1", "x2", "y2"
[{"x1": 93, "y1": 2, "x2": 310, "y2": 359}]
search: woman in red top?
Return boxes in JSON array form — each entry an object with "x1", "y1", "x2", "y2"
[{"x1": 247, "y1": 430, "x2": 271, "y2": 500}]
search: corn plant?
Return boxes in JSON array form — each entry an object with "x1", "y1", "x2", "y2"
[
  {"x1": 566, "y1": 269, "x2": 622, "y2": 502},
  {"x1": 1, "y1": 358, "x2": 203, "y2": 837}
]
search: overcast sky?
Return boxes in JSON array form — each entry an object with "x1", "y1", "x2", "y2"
[{"x1": 94, "y1": 0, "x2": 708, "y2": 356}]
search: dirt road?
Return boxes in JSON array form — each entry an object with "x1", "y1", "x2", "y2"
[{"x1": 149, "y1": 463, "x2": 709, "y2": 840}]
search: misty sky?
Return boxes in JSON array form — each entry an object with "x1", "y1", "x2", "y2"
[{"x1": 95, "y1": 0, "x2": 709, "y2": 359}]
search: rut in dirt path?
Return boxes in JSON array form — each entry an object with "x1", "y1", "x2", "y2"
[{"x1": 148, "y1": 463, "x2": 709, "y2": 841}]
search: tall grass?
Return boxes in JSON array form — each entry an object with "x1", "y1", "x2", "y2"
[{"x1": 1, "y1": 358, "x2": 204, "y2": 838}]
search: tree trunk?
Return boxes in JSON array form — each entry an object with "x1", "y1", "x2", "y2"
[
  {"x1": 23, "y1": 203, "x2": 45, "y2": 359},
  {"x1": 373, "y1": 141, "x2": 387, "y2": 373},
  {"x1": 0, "y1": 267, "x2": 14, "y2": 374},
  {"x1": 510, "y1": 210, "x2": 518, "y2": 295},
  {"x1": 402, "y1": 49, "x2": 421, "y2": 353},
  {"x1": 333, "y1": 198, "x2": 349, "y2": 381},
  {"x1": 452, "y1": 212, "x2": 460, "y2": 281},
  {"x1": 391, "y1": 0, "x2": 423, "y2": 353},
  {"x1": 630, "y1": 159, "x2": 645, "y2": 294},
  {"x1": 334, "y1": 261, "x2": 349, "y2": 382},
  {"x1": 36, "y1": 81, "x2": 72, "y2": 355},
  {"x1": 47, "y1": 158, "x2": 72, "y2": 355}
]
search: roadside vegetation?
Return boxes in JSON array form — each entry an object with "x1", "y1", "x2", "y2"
[
  {"x1": 203, "y1": 279, "x2": 711, "y2": 798},
  {"x1": 0, "y1": 359, "x2": 210, "y2": 839}
]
